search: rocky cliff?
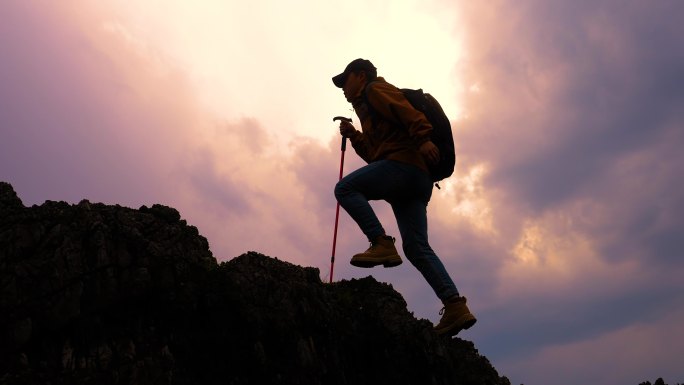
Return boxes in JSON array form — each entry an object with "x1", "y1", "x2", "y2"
[{"x1": 0, "y1": 181, "x2": 510, "y2": 385}]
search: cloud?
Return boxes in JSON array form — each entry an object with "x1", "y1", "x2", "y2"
[
  {"x1": 456, "y1": 1, "x2": 684, "y2": 210},
  {"x1": 449, "y1": 0, "x2": 684, "y2": 383},
  {"x1": 0, "y1": 2, "x2": 199, "y2": 207},
  {"x1": 501, "y1": 303, "x2": 684, "y2": 385}
]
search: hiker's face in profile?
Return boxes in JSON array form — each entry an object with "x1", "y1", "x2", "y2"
[{"x1": 343, "y1": 71, "x2": 366, "y2": 102}]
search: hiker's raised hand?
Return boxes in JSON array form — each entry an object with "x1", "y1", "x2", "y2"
[
  {"x1": 420, "y1": 141, "x2": 440, "y2": 165},
  {"x1": 339, "y1": 120, "x2": 357, "y2": 138}
]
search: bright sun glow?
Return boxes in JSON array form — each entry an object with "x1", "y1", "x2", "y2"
[
  {"x1": 446, "y1": 163, "x2": 495, "y2": 234},
  {"x1": 502, "y1": 211, "x2": 614, "y2": 294},
  {"x1": 102, "y1": 0, "x2": 465, "y2": 148}
]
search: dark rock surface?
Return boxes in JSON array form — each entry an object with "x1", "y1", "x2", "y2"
[
  {"x1": 639, "y1": 379, "x2": 681, "y2": 385},
  {"x1": 0, "y1": 181, "x2": 510, "y2": 385}
]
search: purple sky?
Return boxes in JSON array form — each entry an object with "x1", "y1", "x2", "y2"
[{"x1": 1, "y1": 2, "x2": 683, "y2": 384}]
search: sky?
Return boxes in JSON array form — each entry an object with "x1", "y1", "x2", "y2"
[{"x1": 1, "y1": 1, "x2": 683, "y2": 384}]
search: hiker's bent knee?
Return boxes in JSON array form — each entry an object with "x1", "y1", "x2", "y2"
[{"x1": 334, "y1": 180, "x2": 350, "y2": 201}]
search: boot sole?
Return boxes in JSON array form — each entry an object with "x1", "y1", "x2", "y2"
[
  {"x1": 382, "y1": 259, "x2": 403, "y2": 268},
  {"x1": 350, "y1": 255, "x2": 403, "y2": 268},
  {"x1": 435, "y1": 315, "x2": 477, "y2": 337}
]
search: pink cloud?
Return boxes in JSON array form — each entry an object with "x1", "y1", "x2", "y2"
[
  {"x1": 448, "y1": 1, "x2": 684, "y2": 383},
  {"x1": 0, "y1": 2, "x2": 199, "y2": 207}
]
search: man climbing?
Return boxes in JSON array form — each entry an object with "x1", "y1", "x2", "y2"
[{"x1": 331, "y1": 58, "x2": 476, "y2": 337}]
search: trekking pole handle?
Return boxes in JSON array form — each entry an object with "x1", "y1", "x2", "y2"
[{"x1": 333, "y1": 116, "x2": 352, "y2": 151}]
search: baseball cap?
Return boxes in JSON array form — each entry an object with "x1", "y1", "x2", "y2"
[{"x1": 332, "y1": 59, "x2": 377, "y2": 88}]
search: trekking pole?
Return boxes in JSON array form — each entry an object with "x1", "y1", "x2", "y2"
[{"x1": 329, "y1": 116, "x2": 352, "y2": 283}]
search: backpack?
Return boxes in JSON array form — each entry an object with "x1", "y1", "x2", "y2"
[
  {"x1": 401, "y1": 88, "x2": 455, "y2": 183},
  {"x1": 364, "y1": 84, "x2": 456, "y2": 184}
]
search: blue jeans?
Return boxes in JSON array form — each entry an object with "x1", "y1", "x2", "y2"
[{"x1": 334, "y1": 159, "x2": 460, "y2": 301}]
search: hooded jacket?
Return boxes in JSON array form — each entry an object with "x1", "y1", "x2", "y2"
[{"x1": 346, "y1": 77, "x2": 432, "y2": 173}]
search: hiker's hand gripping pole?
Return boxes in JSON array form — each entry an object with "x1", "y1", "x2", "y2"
[
  {"x1": 329, "y1": 116, "x2": 352, "y2": 283},
  {"x1": 333, "y1": 116, "x2": 352, "y2": 151}
]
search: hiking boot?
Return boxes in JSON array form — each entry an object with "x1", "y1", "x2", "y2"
[
  {"x1": 350, "y1": 235, "x2": 403, "y2": 268},
  {"x1": 434, "y1": 296, "x2": 477, "y2": 337}
]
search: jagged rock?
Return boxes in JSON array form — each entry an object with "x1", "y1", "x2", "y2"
[
  {"x1": 0, "y1": 182, "x2": 23, "y2": 212},
  {"x1": 0, "y1": 182, "x2": 510, "y2": 385},
  {"x1": 639, "y1": 379, "x2": 677, "y2": 385}
]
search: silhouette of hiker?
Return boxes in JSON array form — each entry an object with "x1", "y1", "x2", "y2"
[{"x1": 332, "y1": 59, "x2": 476, "y2": 336}]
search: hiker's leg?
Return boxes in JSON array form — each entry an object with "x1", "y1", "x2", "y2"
[
  {"x1": 335, "y1": 160, "x2": 409, "y2": 241},
  {"x1": 390, "y1": 174, "x2": 460, "y2": 301}
]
